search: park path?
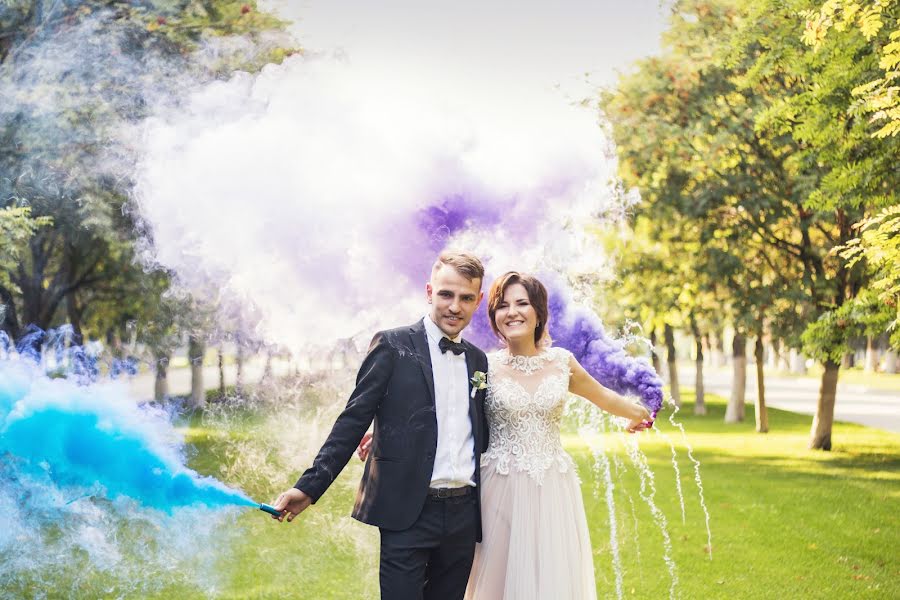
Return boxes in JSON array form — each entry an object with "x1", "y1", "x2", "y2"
[{"x1": 677, "y1": 365, "x2": 900, "y2": 434}]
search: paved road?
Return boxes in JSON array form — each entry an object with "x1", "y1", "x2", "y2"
[{"x1": 677, "y1": 365, "x2": 900, "y2": 434}]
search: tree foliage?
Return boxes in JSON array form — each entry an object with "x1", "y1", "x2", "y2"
[
  {"x1": 0, "y1": 1, "x2": 294, "y2": 347},
  {"x1": 602, "y1": 0, "x2": 899, "y2": 448},
  {"x1": 802, "y1": 0, "x2": 900, "y2": 138}
]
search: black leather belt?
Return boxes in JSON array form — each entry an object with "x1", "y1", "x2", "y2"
[{"x1": 427, "y1": 486, "x2": 473, "y2": 498}]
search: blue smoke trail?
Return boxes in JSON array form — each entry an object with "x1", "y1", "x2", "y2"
[{"x1": 0, "y1": 337, "x2": 256, "y2": 513}]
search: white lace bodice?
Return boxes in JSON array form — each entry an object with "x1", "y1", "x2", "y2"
[{"x1": 482, "y1": 346, "x2": 576, "y2": 485}]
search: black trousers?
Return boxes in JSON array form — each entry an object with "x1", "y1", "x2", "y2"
[{"x1": 379, "y1": 492, "x2": 477, "y2": 600}]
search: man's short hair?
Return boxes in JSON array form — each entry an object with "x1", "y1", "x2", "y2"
[{"x1": 431, "y1": 251, "x2": 485, "y2": 283}]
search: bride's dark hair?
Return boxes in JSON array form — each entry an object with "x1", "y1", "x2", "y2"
[{"x1": 487, "y1": 272, "x2": 549, "y2": 345}]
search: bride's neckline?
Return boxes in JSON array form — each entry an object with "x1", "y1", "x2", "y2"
[{"x1": 497, "y1": 348, "x2": 553, "y2": 375}]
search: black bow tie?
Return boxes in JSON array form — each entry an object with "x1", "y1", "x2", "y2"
[{"x1": 439, "y1": 337, "x2": 466, "y2": 355}]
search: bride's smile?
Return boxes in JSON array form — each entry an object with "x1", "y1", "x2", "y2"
[{"x1": 494, "y1": 283, "x2": 539, "y2": 344}]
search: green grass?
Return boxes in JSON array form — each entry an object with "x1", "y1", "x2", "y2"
[
  {"x1": 575, "y1": 393, "x2": 899, "y2": 599},
  {"x1": 152, "y1": 392, "x2": 898, "y2": 599},
  {"x1": 7, "y1": 390, "x2": 896, "y2": 599}
]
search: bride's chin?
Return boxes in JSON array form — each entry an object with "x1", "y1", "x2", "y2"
[{"x1": 502, "y1": 331, "x2": 531, "y2": 342}]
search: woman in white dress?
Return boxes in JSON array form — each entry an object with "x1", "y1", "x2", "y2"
[{"x1": 465, "y1": 272, "x2": 652, "y2": 600}]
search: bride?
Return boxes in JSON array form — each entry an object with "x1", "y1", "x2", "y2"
[{"x1": 465, "y1": 271, "x2": 651, "y2": 600}]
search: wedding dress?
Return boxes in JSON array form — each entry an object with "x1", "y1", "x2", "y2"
[{"x1": 465, "y1": 346, "x2": 597, "y2": 599}]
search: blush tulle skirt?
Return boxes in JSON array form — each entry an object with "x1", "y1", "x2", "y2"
[{"x1": 465, "y1": 458, "x2": 597, "y2": 600}]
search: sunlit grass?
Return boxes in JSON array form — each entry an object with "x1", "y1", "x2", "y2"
[
  {"x1": 163, "y1": 391, "x2": 899, "y2": 599},
  {"x1": 11, "y1": 389, "x2": 895, "y2": 599},
  {"x1": 571, "y1": 392, "x2": 900, "y2": 599}
]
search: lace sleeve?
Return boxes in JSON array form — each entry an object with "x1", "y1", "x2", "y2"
[{"x1": 551, "y1": 346, "x2": 575, "y2": 379}]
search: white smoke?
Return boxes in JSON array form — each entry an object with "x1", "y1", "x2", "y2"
[
  {"x1": 129, "y1": 0, "x2": 670, "y2": 352},
  {"x1": 132, "y1": 50, "x2": 632, "y2": 352}
]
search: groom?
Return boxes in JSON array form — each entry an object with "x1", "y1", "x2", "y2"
[{"x1": 272, "y1": 251, "x2": 489, "y2": 600}]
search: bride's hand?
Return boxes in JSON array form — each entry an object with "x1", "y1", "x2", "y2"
[
  {"x1": 626, "y1": 404, "x2": 653, "y2": 434},
  {"x1": 356, "y1": 432, "x2": 373, "y2": 460}
]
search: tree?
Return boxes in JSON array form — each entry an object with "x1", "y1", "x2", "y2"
[
  {"x1": 0, "y1": 1, "x2": 294, "y2": 352},
  {"x1": 601, "y1": 0, "x2": 802, "y2": 428},
  {"x1": 603, "y1": 0, "x2": 899, "y2": 448},
  {"x1": 0, "y1": 206, "x2": 51, "y2": 337},
  {"x1": 721, "y1": 0, "x2": 898, "y2": 445}
]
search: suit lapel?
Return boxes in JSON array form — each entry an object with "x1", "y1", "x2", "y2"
[
  {"x1": 464, "y1": 345, "x2": 477, "y2": 396},
  {"x1": 463, "y1": 340, "x2": 482, "y2": 444},
  {"x1": 409, "y1": 320, "x2": 436, "y2": 407}
]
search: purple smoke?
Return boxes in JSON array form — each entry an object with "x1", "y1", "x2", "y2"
[
  {"x1": 546, "y1": 280, "x2": 664, "y2": 414},
  {"x1": 413, "y1": 199, "x2": 664, "y2": 414}
]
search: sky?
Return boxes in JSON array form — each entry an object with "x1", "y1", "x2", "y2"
[{"x1": 265, "y1": 0, "x2": 670, "y2": 92}]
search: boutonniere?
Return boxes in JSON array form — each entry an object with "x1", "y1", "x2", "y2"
[{"x1": 470, "y1": 371, "x2": 487, "y2": 398}]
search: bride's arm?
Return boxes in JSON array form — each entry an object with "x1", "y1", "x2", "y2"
[{"x1": 568, "y1": 356, "x2": 652, "y2": 432}]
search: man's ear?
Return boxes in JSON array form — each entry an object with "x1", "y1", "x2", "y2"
[
  {"x1": 426, "y1": 282, "x2": 433, "y2": 304},
  {"x1": 476, "y1": 290, "x2": 484, "y2": 306}
]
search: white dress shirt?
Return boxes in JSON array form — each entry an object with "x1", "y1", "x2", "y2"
[{"x1": 423, "y1": 315, "x2": 476, "y2": 488}]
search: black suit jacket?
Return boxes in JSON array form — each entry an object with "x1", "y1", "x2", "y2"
[{"x1": 295, "y1": 319, "x2": 490, "y2": 540}]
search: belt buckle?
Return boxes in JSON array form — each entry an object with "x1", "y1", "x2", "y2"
[{"x1": 436, "y1": 488, "x2": 452, "y2": 499}]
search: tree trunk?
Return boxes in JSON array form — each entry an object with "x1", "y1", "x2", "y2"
[
  {"x1": 864, "y1": 336, "x2": 878, "y2": 373},
  {"x1": 841, "y1": 351, "x2": 854, "y2": 369},
  {"x1": 0, "y1": 286, "x2": 21, "y2": 342},
  {"x1": 777, "y1": 340, "x2": 791, "y2": 371},
  {"x1": 702, "y1": 333, "x2": 711, "y2": 366},
  {"x1": 790, "y1": 348, "x2": 807, "y2": 375},
  {"x1": 694, "y1": 338, "x2": 706, "y2": 415},
  {"x1": 649, "y1": 329, "x2": 661, "y2": 374},
  {"x1": 218, "y1": 348, "x2": 226, "y2": 397},
  {"x1": 188, "y1": 334, "x2": 205, "y2": 410},
  {"x1": 714, "y1": 330, "x2": 728, "y2": 367},
  {"x1": 754, "y1": 336, "x2": 768, "y2": 433},
  {"x1": 236, "y1": 344, "x2": 245, "y2": 395},
  {"x1": 809, "y1": 360, "x2": 840, "y2": 450},
  {"x1": 725, "y1": 333, "x2": 746, "y2": 423},
  {"x1": 690, "y1": 317, "x2": 706, "y2": 415},
  {"x1": 664, "y1": 324, "x2": 681, "y2": 407},
  {"x1": 262, "y1": 351, "x2": 273, "y2": 382},
  {"x1": 154, "y1": 353, "x2": 170, "y2": 402},
  {"x1": 65, "y1": 291, "x2": 83, "y2": 344},
  {"x1": 884, "y1": 349, "x2": 898, "y2": 374}
]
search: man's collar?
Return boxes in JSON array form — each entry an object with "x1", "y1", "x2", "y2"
[{"x1": 423, "y1": 314, "x2": 462, "y2": 343}]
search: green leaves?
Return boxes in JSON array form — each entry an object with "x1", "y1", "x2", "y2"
[
  {"x1": 602, "y1": 0, "x2": 899, "y2": 363},
  {"x1": 802, "y1": 0, "x2": 900, "y2": 138},
  {"x1": 0, "y1": 1, "x2": 294, "y2": 341},
  {"x1": 0, "y1": 206, "x2": 51, "y2": 292}
]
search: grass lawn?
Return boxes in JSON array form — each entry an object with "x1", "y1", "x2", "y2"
[{"x1": 152, "y1": 390, "x2": 899, "y2": 599}]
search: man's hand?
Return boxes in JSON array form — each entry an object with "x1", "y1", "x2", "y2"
[
  {"x1": 356, "y1": 432, "x2": 373, "y2": 461},
  {"x1": 271, "y1": 488, "x2": 312, "y2": 522}
]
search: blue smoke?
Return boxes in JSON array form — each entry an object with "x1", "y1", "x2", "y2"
[{"x1": 0, "y1": 337, "x2": 255, "y2": 513}]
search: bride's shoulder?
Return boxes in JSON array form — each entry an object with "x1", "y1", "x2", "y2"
[
  {"x1": 545, "y1": 346, "x2": 575, "y2": 372},
  {"x1": 486, "y1": 348, "x2": 511, "y2": 371},
  {"x1": 487, "y1": 349, "x2": 506, "y2": 363},
  {"x1": 545, "y1": 345, "x2": 573, "y2": 360}
]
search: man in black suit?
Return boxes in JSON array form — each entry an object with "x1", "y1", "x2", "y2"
[{"x1": 272, "y1": 251, "x2": 489, "y2": 600}]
